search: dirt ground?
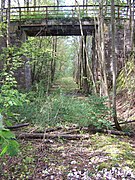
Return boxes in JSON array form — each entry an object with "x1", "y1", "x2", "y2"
[
  {"x1": 1, "y1": 127, "x2": 135, "y2": 180},
  {"x1": 1, "y1": 82, "x2": 135, "y2": 180}
]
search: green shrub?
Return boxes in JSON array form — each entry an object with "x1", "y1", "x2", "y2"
[
  {"x1": 15, "y1": 89, "x2": 112, "y2": 129},
  {"x1": 79, "y1": 95, "x2": 112, "y2": 129},
  {"x1": 0, "y1": 46, "x2": 27, "y2": 156},
  {"x1": 0, "y1": 114, "x2": 19, "y2": 157},
  {"x1": 0, "y1": 128, "x2": 19, "y2": 157}
]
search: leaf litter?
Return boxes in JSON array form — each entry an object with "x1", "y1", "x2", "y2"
[{"x1": 0, "y1": 128, "x2": 135, "y2": 180}]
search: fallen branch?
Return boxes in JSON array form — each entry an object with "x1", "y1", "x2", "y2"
[
  {"x1": 90, "y1": 129, "x2": 134, "y2": 137},
  {"x1": 17, "y1": 132, "x2": 89, "y2": 140},
  {"x1": 111, "y1": 120, "x2": 135, "y2": 127},
  {"x1": 6, "y1": 123, "x2": 29, "y2": 130},
  {"x1": 32, "y1": 126, "x2": 79, "y2": 134},
  {"x1": 61, "y1": 129, "x2": 81, "y2": 135},
  {"x1": 34, "y1": 127, "x2": 63, "y2": 133}
]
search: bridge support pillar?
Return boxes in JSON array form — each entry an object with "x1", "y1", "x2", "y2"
[
  {"x1": 10, "y1": 22, "x2": 27, "y2": 46},
  {"x1": 0, "y1": 21, "x2": 31, "y2": 89},
  {"x1": 9, "y1": 23, "x2": 31, "y2": 90},
  {"x1": 15, "y1": 31, "x2": 31, "y2": 90}
]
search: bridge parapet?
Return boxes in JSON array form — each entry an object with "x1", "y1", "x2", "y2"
[{"x1": 1, "y1": 4, "x2": 134, "y2": 22}]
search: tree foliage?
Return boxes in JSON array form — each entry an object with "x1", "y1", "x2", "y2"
[{"x1": 0, "y1": 46, "x2": 27, "y2": 157}]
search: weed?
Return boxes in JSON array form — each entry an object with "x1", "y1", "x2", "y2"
[{"x1": 14, "y1": 89, "x2": 111, "y2": 130}]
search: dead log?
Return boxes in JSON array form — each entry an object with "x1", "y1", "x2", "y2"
[
  {"x1": 90, "y1": 129, "x2": 134, "y2": 137},
  {"x1": 111, "y1": 120, "x2": 135, "y2": 127},
  {"x1": 6, "y1": 123, "x2": 29, "y2": 130},
  {"x1": 61, "y1": 129, "x2": 81, "y2": 135},
  {"x1": 32, "y1": 126, "x2": 79, "y2": 134},
  {"x1": 34, "y1": 127, "x2": 63, "y2": 133},
  {"x1": 17, "y1": 132, "x2": 89, "y2": 140}
]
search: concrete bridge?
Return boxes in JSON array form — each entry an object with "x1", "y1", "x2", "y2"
[
  {"x1": 20, "y1": 18, "x2": 96, "y2": 36},
  {"x1": 1, "y1": 4, "x2": 134, "y2": 37}
]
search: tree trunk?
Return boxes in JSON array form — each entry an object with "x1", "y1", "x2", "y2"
[
  {"x1": 99, "y1": 0, "x2": 110, "y2": 99},
  {"x1": 7, "y1": 0, "x2": 11, "y2": 46},
  {"x1": 111, "y1": 0, "x2": 121, "y2": 130},
  {"x1": 34, "y1": 0, "x2": 36, "y2": 6},
  {"x1": 75, "y1": 0, "x2": 97, "y2": 94},
  {"x1": 82, "y1": 36, "x2": 89, "y2": 93},
  {"x1": 51, "y1": 37, "x2": 57, "y2": 83},
  {"x1": 130, "y1": 0, "x2": 134, "y2": 51},
  {"x1": 79, "y1": 37, "x2": 83, "y2": 90},
  {"x1": 91, "y1": 33, "x2": 98, "y2": 92},
  {"x1": 1, "y1": 0, "x2": 5, "y2": 22}
]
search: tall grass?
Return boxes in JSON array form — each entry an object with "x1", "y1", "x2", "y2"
[{"x1": 15, "y1": 86, "x2": 112, "y2": 129}]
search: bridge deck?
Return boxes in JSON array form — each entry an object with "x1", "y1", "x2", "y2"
[{"x1": 1, "y1": 4, "x2": 134, "y2": 36}]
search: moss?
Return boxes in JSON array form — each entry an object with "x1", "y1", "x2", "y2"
[
  {"x1": 90, "y1": 134, "x2": 135, "y2": 169},
  {"x1": 98, "y1": 162, "x2": 109, "y2": 170}
]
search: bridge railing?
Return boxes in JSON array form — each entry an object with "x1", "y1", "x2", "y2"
[{"x1": 1, "y1": 5, "x2": 134, "y2": 22}]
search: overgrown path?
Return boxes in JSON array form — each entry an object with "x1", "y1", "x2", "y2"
[
  {"x1": 1, "y1": 77, "x2": 135, "y2": 179},
  {"x1": 50, "y1": 77, "x2": 80, "y2": 93}
]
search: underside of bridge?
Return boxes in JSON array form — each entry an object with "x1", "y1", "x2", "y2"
[
  {"x1": 18, "y1": 18, "x2": 96, "y2": 36},
  {"x1": 21, "y1": 24, "x2": 95, "y2": 36}
]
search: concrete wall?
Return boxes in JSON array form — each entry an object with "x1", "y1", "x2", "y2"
[
  {"x1": 10, "y1": 22, "x2": 32, "y2": 90},
  {"x1": 104, "y1": 20, "x2": 134, "y2": 77},
  {"x1": 0, "y1": 22, "x2": 31, "y2": 90}
]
